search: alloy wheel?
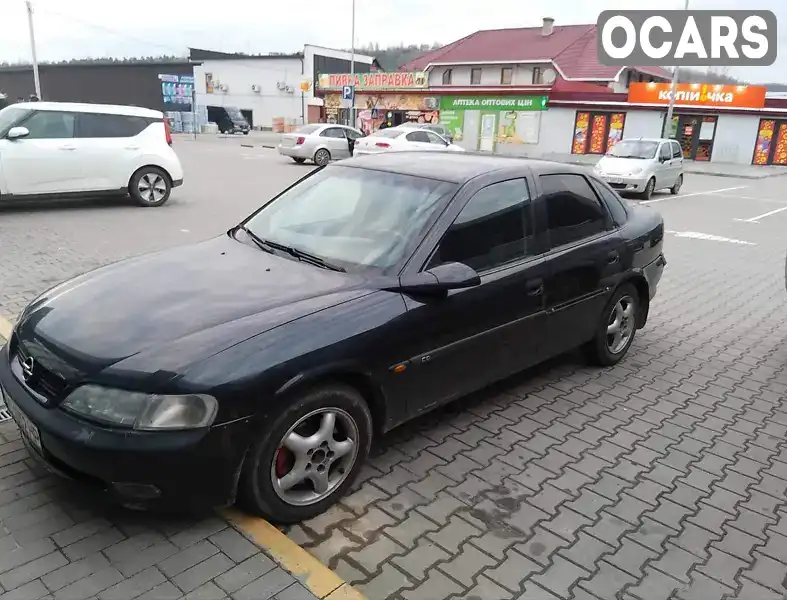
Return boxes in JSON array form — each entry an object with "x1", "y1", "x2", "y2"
[
  {"x1": 270, "y1": 407, "x2": 359, "y2": 506},
  {"x1": 137, "y1": 173, "x2": 167, "y2": 204},
  {"x1": 314, "y1": 149, "x2": 330, "y2": 166},
  {"x1": 607, "y1": 295, "x2": 635, "y2": 354}
]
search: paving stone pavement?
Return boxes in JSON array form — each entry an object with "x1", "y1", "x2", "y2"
[{"x1": 3, "y1": 147, "x2": 787, "y2": 599}]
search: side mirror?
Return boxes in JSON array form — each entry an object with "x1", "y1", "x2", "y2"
[
  {"x1": 392, "y1": 262, "x2": 481, "y2": 295},
  {"x1": 7, "y1": 126, "x2": 29, "y2": 140}
]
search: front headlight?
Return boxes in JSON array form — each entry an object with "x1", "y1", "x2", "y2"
[
  {"x1": 629, "y1": 167, "x2": 644, "y2": 175},
  {"x1": 61, "y1": 385, "x2": 218, "y2": 430}
]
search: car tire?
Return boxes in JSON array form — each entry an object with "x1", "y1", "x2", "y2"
[
  {"x1": 641, "y1": 177, "x2": 655, "y2": 200},
  {"x1": 128, "y1": 167, "x2": 172, "y2": 207},
  {"x1": 585, "y1": 284, "x2": 639, "y2": 367},
  {"x1": 670, "y1": 174, "x2": 683, "y2": 195},
  {"x1": 237, "y1": 383, "x2": 373, "y2": 524},
  {"x1": 313, "y1": 148, "x2": 331, "y2": 167},
  {"x1": 292, "y1": 158, "x2": 306, "y2": 164}
]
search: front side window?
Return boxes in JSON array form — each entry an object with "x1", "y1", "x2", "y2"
[
  {"x1": 539, "y1": 174, "x2": 608, "y2": 248},
  {"x1": 471, "y1": 68, "x2": 482, "y2": 85},
  {"x1": 77, "y1": 113, "x2": 151, "y2": 138},
  {"x1": 424, "y1": 131, "x2": 447, "y2": 145},
  {"x1": 659, "y1": 143, "x2": 671, "y2": 161},
  {"x1": 21, "y1": 111, "x2": 75, "y2": 139},
  {"x1": 321, "y1": 127, "x2": 346, "y2": 139},
  {"x1": 429, "y1": 179, "x2": 532, "y2": 272},
  {"x1": 244, "y1": 166, "x2": 456, "y2": 271},
  {"x1": 406, "y1": 131, "x2": 431, "y2": 143},
  {"x1": 345, "y1": 129, "x2": 364, "y2": 140},
  {"x1": 671, "y1": 141, "x2": 682, "y2": 159},
  {"x1": 0, "y1": 106, "x2": 31, "y2": 135}
]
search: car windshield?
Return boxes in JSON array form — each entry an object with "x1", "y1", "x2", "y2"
[
  {"x1": 244, "y1": 165, "x2": 456, "y2": 271},
  {"x1": 0, "y1": 106, "x2": 30, "y2": 135},
  {"x1": 373, "y1": 129, "x2": 406, "y2": 139},
  {"x1": 227, "y1": 109, "x2": 245, "y2": 120},
  {"x1": 607, "y1": 140, "x2": 659, "y2": 159}
]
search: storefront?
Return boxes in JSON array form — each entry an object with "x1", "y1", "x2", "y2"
[
  {"x1": 316, "y1": 72, "x2": 434, "y2": 133},
  {"x1": 570, "y1": 111, "x2": 626, "y2": 155},
  {"x1": 438, "y1": 95, "x2": 549, "y2": 152},
  {"x1": 752, "y1": 119, "x2": 787, "y2": 165}
]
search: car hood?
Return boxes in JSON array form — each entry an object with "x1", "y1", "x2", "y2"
[{"x1": 14, "y1": 234, "x2": 375, "y2": 379}]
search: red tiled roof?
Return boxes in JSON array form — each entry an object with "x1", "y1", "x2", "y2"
[{"x1": 399, "y1": 24, "x2": 671, "y2": 82}]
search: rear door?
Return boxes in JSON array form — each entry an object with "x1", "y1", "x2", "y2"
[
  {"x1": 75, "y1": 113, "x2": 155, "y2": 191},
  {"x1": 535, "y1": 172, "x2": 624, "y2": 358},
  {"x1": 319, "y1": 127, "x2": 350, "y2": 159},
  {"x1": 1, "y1": 109, "x2": 79, "y2": 195},
  {"x1": 670, "y1": 140, "x2": 684, "y2": 184},
  {"x1": 392, "y1": 177, "x2": 550, "y2": 417}
]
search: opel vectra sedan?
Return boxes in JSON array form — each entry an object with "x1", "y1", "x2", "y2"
[{"x1": 0, "y1": 153, "x2": 666, "y2": 523}]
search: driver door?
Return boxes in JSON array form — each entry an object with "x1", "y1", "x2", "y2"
[
  {"x1": 388, "y1": 178, "x2": 549, "y2": 418},
  {"x1": 404, "y1": 130, "x2": 433, "y2": 150},
  {"x1": 656, "y1": 143, "x2": 672, "y2": 188},
  {"x1": 319, "y1": 127, "x2": 351, "y2": 159},
  {"x1": 424, "y1": 130, "x2": 450, "y2": 149}
]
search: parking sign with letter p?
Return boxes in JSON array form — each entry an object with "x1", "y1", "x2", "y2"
[{"x1": 342, "y1": 85, "x2": 355, "y2": 101}]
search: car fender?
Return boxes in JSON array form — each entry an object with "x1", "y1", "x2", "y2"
[{"x1": 128, "y1": 152, "x2": 179, "y2": 183}]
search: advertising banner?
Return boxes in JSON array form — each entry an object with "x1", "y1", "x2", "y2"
[{"x1": 440, "y1": 95, "x2": 548, "y2": 111}]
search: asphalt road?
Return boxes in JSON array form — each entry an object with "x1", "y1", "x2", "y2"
[{"x1": 2, "y1": 139, "x2": 787, "y2": 600}]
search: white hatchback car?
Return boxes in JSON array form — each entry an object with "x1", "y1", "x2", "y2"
[
  {"x1": 0, "y1": 102, "x2": 184, "y2": 207},
  {"x1": 354, "y1": 127, "x2": 465, "y2": 156}
]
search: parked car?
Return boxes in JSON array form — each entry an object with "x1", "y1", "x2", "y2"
[
  {"x1": 0, "y1": 153, "x2": 665, "y2": 522},
  {"x1": 354, "y1": 127, "x2": 464, "y2": 156},
  {"x1": 207, "y1": 106, "x2": 250, "y2": 135},
  {"x1": 396, "y1": 121, "x2": 455, "y2": 143},
  {"x1": 277, "y1": 124, "x2": 365, "y2": 166},
  {"x1": 593, "y1": 138, "x2": 684, "y2": 200},
  {"x1": 0, "y1": 102, "x2": 183, "y2": 207}
]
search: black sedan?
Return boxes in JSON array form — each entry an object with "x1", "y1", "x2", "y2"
[{"x1": 0, "y1": 153, "x2": 666, "y2": 523}]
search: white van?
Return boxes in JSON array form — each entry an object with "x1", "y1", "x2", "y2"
[{"x1": 0, "y1": 102, "x2": 184, "y2": 207}]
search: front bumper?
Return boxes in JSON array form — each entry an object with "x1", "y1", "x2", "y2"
[
  {"x1": 277, "y1": 144, "x2": 311, "y2": 159},
  {"x1": 0, "y1": 343, "x2": 250, "y2": 511},
  {"x1": 596, "y1": 173, "x2": 649, "y2": 194}
]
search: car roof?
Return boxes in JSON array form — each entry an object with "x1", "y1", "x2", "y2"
[
  {"x1": 10, "y1": 102, "x2": 163, "y2": 119},
  {"x1": 340, "y1": 152, "x2": 588, "y2": 184},
  {"x1": 618, "y1": 138, "x2": 671, "y2": 143}
]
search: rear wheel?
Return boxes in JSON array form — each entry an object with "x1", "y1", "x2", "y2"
[
  {"x1": 129, "y1": 167, "x2": 171, "y2": 207},
  {"x1": 670, "y1": 174, "x2": 683, "y2": 195},
  {"x1": 641, "y1": 177, "x2": 655, "y2": 200},
  {"x1": 313, "y1": 148, "x2": 331, "y2": 167},
  {"x1": 292, "y1": 158, "x2": 306, "y2": 164},
  {"x1": 238, "y1": 384, "x2": 372, "y2": 523},
  {"x1": 585, "y1": 284, "x2": 639, "y2": 366}
]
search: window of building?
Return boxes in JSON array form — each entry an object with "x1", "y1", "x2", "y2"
[
  {"x1": 571, "y1": 112, "x2": 627, "y2": 155},
  {"x1": 471, "y1": 68, "x2": 482, "y2": 85},
  {"x1": 428, "y1": 179, "x2": 532, "y2": 272},
  {"x1": 539, "y1": 174, "x2": 609, "y2": 248},
  {"x1": 442, "y1": 69, "x2": 452, "y2": 85},
  {"x1": 22, "y1": 111, "x2": 76, "y2": 139},
  {"x1": 501, "y1": 68, "x2": 513, "y2": 85},
  {"x1": 532, "y1": 67, "x2": 543, "y2": 85}
]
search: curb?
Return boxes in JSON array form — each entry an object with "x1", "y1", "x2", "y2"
[{"x1": 221, "y1": 509, "x2": 366, "y2": 600}]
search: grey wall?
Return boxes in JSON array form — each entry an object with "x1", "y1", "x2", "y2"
[
  {"x1": 622, "y1": 110, "x2": 664, "y2": 140},
  {"x1": 711, "y1": 114, "x2": 760, "y2": 164},
  {"x1": 0, "y1": 63, "x2": 194, "y2": 111}
]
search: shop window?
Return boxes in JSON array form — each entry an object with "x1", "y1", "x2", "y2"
[
  {"x1": 442, "y1": 69, "x2": 452, "y2": 85},
  {"x1": 571, "y1": 112, "x2": 626, "y2": 155},
  {"x1": 501, "y1": 68, "x2": 513, "y2": 85},
  {"x1": 674, "y1": 115, "x2": 717, "y2": 161},
  {"x1": 752, "y1": 119, "x2": 787, "y2": 166},
  {"x1": 532, "y1": 67, "x2": 543, "y2": 85},
  {"x1": 471, "y1": 68, "x2": 482, "y2": 85}
]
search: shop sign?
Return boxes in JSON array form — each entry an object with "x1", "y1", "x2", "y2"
[
  {"x1": 627, "y1": 82, "x2": 767, "y2": 109},
  {"x1": 317, "y1": 72, "x2": 427, "y2": 91},
  {"x1": 439, "y1": 95, "x2": 548, "y2": 111}
]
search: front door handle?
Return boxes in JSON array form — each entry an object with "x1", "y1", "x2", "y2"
[
  {"x1": 125, "y1": 146, "x2": 140, "y2": 150},
  {"x1": 525, "y1": 278, "x2": 544, "y2": 296},
  {"x1": 607, "y1": 251, "x2": 620, "y2": 264},
  {"x1": 59, "y1": 145, "x2": 76, "y2": 151}
]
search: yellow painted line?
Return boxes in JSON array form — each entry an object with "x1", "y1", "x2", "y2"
[
  {"x1": 0, "y1": 316, "x2": 12, "y2": 342},
  {"x1": 221, "y1": 508, "x2": 367, "y2": 600}
]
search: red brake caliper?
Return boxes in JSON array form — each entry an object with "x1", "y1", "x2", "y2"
[{"x1": 275, "y1": 448, "x2": 291, "y2": 478}]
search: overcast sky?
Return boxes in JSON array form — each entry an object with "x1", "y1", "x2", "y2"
[{"x1": 1, "y1": 0, "x2": 785, "y2": 83}]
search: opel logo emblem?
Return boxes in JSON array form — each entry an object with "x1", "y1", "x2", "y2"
[{"x1": 21, "y1": 356, "x2": 35, "y2": 381}]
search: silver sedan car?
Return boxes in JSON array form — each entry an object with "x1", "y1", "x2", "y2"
[{"x1": 277, "y1": 124, "x2": 365, "y2": 166}]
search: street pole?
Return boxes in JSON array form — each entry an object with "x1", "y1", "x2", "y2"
[
  {"x1": 350, "y1": 0, "x2": 355, "y2": 128},
  {"x1": 664, "y1": 0, "x2": 689, "y2": 137},
  {"x1": 26, "y1": 0, "x2": 42, "y2": 100}
]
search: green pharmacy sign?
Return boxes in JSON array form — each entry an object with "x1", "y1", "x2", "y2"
[{"x1": 440, "y1": 95, "x2": 549, "y2": 111}]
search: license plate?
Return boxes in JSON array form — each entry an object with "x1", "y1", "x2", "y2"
[
  {"x1": 2, "y1": 387, "x2": 41, "y2": 453},
  {"x1": 605, "y1": 176, "x2": 623, "y2": 184}
]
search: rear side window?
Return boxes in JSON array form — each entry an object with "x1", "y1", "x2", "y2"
[
  {"x1": 22, "y1": 110, "x2": 75, "y2": 139},
  {"x1": 320, "y1": 127, "x2": 346, "y2": 139},
  {"x1": 591, "y1": 178, "x2": 628, "y2": 226},
  {"x1": 671, "y1": 141, "x2": 682, "y2": 159},
  {"x1": 539, "y1": 174, "x2": 609, "y2": 248},
  {"x1": 77, "y1": 113, "x2": 153, "y2": 138}
]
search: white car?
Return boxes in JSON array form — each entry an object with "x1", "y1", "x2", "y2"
[
  {"x1": 354, "y1": 127, "x2": 465, "y2": 156},
  {"x1": 0, "y1": 102, "x2": 184, "y2": 207}
]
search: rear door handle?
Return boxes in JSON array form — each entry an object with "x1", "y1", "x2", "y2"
[
  {"x1": 607, "y1": 251, "x2": 620, "y2": 264},
  {"x1": 59, "y1": 145, "x2": 76, "y2": 151},
  {"x1": 525, "y1": 278, "x2": 544, "y2": 296},
  {"x1": 125, "y1": 146, "x2": 140, "y2": 150}
]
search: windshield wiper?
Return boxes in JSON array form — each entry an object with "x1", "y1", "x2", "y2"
[{"x1": 238, "y1": 227, "x2": 346, "y2": 272}]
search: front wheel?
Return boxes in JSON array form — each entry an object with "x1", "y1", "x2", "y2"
[
  {"x1": 641, "y1": 177, "x2": 655, "y2": 200},
  {"x1": 129, "y1": 167, "x2": 172, "y2": 207},
  {"x1": 238, "y1": 384, "x2": 372, "y2": 523},
  {"x1": 585, "y1": 284, "x2": 639, "y2": 366},
  {"x1": 670, "y1": 174, "x2": 683, "y2": 195}
]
